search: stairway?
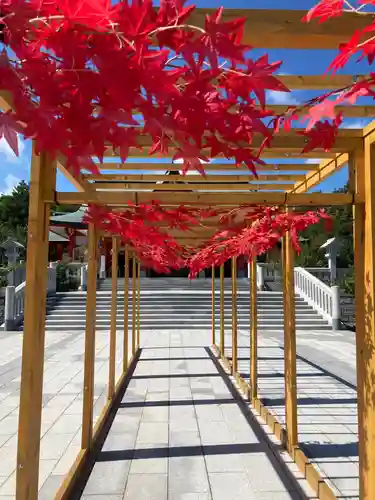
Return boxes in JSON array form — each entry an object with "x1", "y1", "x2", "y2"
[{"x1": 43, "y1": 278, "x2": 331, "y2": 331}]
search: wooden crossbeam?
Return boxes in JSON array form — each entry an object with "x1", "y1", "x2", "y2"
[
  {"x1": 95, "y1": 163, "x2": 319, "y2": 172},
  {"x1": 104, "y1": 129, "x2": 362, "y2": 157},
  {"x1": 270, "y1": 103, "x2": 375, "y2": 118},
  {"x1": 55, "y1": 191, "x2": 352, "y2": 206},
  {"x1": 93, "y1": 182, "x2": 294, "y2": 192},
  {"x1": 86, "y1": 174, "x2": 305, "y2": 182},
  {"x1": 291, "y1": 153, "x2": 349, "y2": 194},
  {"x1": 190, "y1": 8, "x2": 369, "y2": 50},
  {"x1": 277, "y1": 74, "x2": 365, "y2": 90}
]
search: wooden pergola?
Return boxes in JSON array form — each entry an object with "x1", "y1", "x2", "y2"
[{"x1": 2, "y1": 7, "x2": 374, "y2": 500}]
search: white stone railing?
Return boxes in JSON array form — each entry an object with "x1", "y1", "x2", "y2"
[
  {"x1": 294, "y1": 267, "x2": 341, "y2": 328},
  {"x1": 2, "y1": 266, "x2": 57, "y2": 331}
]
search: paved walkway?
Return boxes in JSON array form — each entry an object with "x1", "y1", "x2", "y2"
[
  {"x1": 0, "y1": 328, "x2": 132, "y2": 499},
  {"x1": 236, "y1": 328, "x2": 359, "y2": 500},
  {"x1": 81, "y1": 330, "x2": 314, "y2": 500}
]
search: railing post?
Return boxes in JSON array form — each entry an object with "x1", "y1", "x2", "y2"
[
  {"x1": 123, "y1": 245, "x2": 129, "y2": 372},
  {"x1": 220, "y1": 264, "x2": 225, "y2": 356},
  {"x1": 282, "y1": 225, "x2": 298, "y2": 455},
  {"x1": 212, "y1": 265, "x2": 215, "y2": 345},
  {"x1": 80, "y1": 265, "x2": 88, "y2": 291},
  {"x1": 81, "y1": 223, "x2": 98, "y2": 450},
  {"x1": 48, "y1": 263, "x2": 57, "y2": 295},
  {"x1": 137, "y1": 261, "x2": 141, "y2": 348},
  {"x1": 231, "y1": 256, "x2": 238, "y2": 374},
  {"x1": 16, "y1": 148, "x2": 56, "y2": 500},
  {"x1": 250, "y1": 258, "x2": 257, "y2": 400},
  {"x1": 4, "y1": 285, "x2": 15, "y2": 331},
  {"x1": 108, "y1": 236, "x2": 119, "y2": 400},
  {"x1": 331, "y1": 285, "x2": 341, "y2": 330},
  {"x1": 257, "y1": 263, "x2": 265, "y2": 290},
  {"x1": 132, "y1": 255, "x2": 136, "y2": 355}
]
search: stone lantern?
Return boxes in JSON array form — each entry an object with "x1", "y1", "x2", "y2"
[{"x1": 1, "y1": 238, "x2": 24, "y2": 266}]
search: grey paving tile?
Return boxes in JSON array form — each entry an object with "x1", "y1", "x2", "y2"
[
  {"x1": 124, "y1": 473, "x2": 167, "y2": 500},
  {"x1": 83, "y1": 461, "x2": 130, "y2": 495},
  {"x1": 137, "y1": 423, "x2": 168, "y2": 445},
  {"x1": 209, "y1": 472, "x2": 256, "y2": 500},
  {"x1": 38, "y1": 474, "x2": 65, "y2": 500}
]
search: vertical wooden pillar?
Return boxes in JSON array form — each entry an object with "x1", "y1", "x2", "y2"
[
  {"x1": 282, "y1": 230, "x2": 298, "y2": 453},
  {"x1": 351, "y1": 141, "x2": 375, "y2": 500},
  {"x1": 137, "y1": 261, "x2": 141, "y2": 348},
  {"x1": 81, "y1": 223, "x2": 98, "y2": 450},
  {"x1": 231, "y1": 257, "x2": 238, "y2": 374},
  {"x1": 16, "y1": 148, "x2": 56, "y2": 500},
  {"x1": 220, "y1": 264, "x2": 225, "y2": 356},
  {"x1": 108, "y1": 236, "x2": 119, "y2": 399},
  {"x1": 212, "y1": 265, "x2": 216, "y2": 345},
  {"x1": 250, "y1": 257, "x2": 258, "y2": 400},
  {"x1": 123, "y1": 245, "x2": 129, "y2": 372},
  {"x1": 132, "y1": 256, "x2": 136, "y2": 355}
]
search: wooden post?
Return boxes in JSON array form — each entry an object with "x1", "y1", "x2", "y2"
[
  {"x1": 132, "y1": 256, "x2": 136, "y2": 355},
  {"x1": 123, "y1": 245, "x2": 129, "y2": 372},
  {"x1": 137, "y1": 261, "x2": 141, "y2": 348},
  {"x1": 108, "y1": 236, "x2": 119, "y2": 399},
  {"x1": 250, "y1": 257, "x2": 258, "y2": 400},
  {"x1": 231, "y1": 257, "x2": 238, "y2": 374},
  {"x1": 220, "y1": 264, "x2": 225, "y2": 356},
  {"x1": 212, "y1": 265, "x2": 215, "y2": 345},
  {"x1": 282, "y1": 231, "x2": 298, "y2": 453},
  {"x1": 16, "y1": 148, "x2": 56, "y2": 500},
  {"x1": 81, "y1": 223, "x2": 98, "y2": 450},
  {"x1": 351, "y1": 142, "x2": 375, "y2": 500}
]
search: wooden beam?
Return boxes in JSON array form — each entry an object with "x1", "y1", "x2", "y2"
[
  {"x1": 231, "y1": 257, "x2": 238, "y2": 375},
  {"x1": 220, "y1": 264, "x2": 225, "y2": 357},
  {"x1": 96, "y1": 163, "x2": 320, "y2": 172},
  {"x1": 123, "y1": 245, "x2": 129, "y2": 372},
  {"x1": 93, "y1": 182, "x2": 294, "y2": 192},
  {"x1": 108, "y1": 236, "x2": 119, "y2": 399},
  {"x1": 353, "y1": 138, "x2": 375, "y2": 500},
  {"x1": 291, "y1": 154, "x2": 349, "y2": 194},
  {"x1": 86, "y1": 174, "x2": 306, "y2": 182},
  {"x1": 349, "y1": 149, "x2": 366, "y2": 499},
  {"x1": 282, "y1": 229, "x2": 298, "y2": 454},
  {"x1": 55, "y1": 191, "x2": 353, "y2": 206},
  {"x1": 105, "y1": 129, "x2": 361, "y2": 156},
  {"x1": 270, "y1": 103, "x2": 375, "y2": 118},
  {"x1": 250, "y1": 258, "x2": 257, "y2": 401},
  {"x1": 132, "y1": 257, "x2": 136, "y2": 355},
  {"x1": 0, "y1": 90, "x2": 14, "y2": 111},
  {"x1": 278, "y1": 74, "x2": 365, "y2": 91},
  {"x1": 16, "y1": 147, "x2": 56, "y2": 500},
  {"x1": 56, "y1": 158, "x2": 93, "y2": 193},
  {"x1": 189, "y1": 8, "x2": 369, "y2": 50},
  {"x1": 137, "y1": 261, "x2": 141, "y2": 348},
  {"x1": 212, "y1": 265, "x2": 215, "y2": 346},
  {"x1": 81, "y1": 223, "x2": 98, "y2": 450}
]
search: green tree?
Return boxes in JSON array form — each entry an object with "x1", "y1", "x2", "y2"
[{"x1": 0, "y1": 181, "x2": 30, "y2": 246}]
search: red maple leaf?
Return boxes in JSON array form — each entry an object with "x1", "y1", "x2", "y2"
[
  {"x1": 303, "y1": 0, "x2": 344, "y2": 23},
  {"x1": 299, "y1": 114, "x2": 342, "y2": 153},
  {"x1": 0, "y1": 112, "x2": 23, "y2": 156}
]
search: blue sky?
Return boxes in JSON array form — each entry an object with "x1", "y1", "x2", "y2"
[{"x1": 0, "y1": 0, "x2": 372, "y2": 195}]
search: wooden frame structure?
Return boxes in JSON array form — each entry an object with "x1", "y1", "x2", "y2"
[{"x1": 3, "y1": 7, "x2": 375, "y2": 500}]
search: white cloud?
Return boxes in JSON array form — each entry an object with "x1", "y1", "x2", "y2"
[
  {"x1": 267, "y1": 90, "x2": 298, "y2": 105},
  {"x1": 342, "y1": 119, "x2": 371, "y2": 129},
  {"x1": 0, "y1": 134, "x2": 25, "y2": 163},
  {"x1": 0, "y1": 174, "x2": 22, "y2": 196},
  {"x1": 304, "y1": 159, "x2": 321, "y2": 164}
]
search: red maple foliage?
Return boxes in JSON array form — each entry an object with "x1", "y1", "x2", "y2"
[
  {"x1": 0, "y1": 0, "x2": 292, "y2": 176},
  {"x1": 187, "y1": 207, "x2": 331, "y2": 278},
  {"x1": 0, "y1": 1, "x2": 339, "y2": 274}
]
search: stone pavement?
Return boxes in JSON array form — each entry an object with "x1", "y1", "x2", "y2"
[
  {"x1": 235, "y1": 328, "x2": 359, "y2": 500},
  {"x1": 81, "y1": 329, "x2": 315, "y2": 500},
  {"x1": 0, "y1": 328, "x2": 132, "y2": 499}
]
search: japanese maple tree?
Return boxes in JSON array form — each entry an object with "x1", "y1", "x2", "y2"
[{"x1": 0, "y1": 0, "x2": 335, "y2": 272}]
